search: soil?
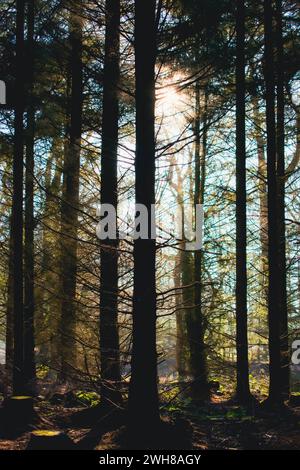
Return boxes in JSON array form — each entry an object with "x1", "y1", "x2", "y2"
[{"x1": 0, "y1": 394, "x2": 299, "y2": 450}]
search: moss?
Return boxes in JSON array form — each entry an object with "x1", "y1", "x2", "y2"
[
  {"x1": 226, "y1": 407, "x2": 247, "y2": 420},
  {"x1": 36, "y1": 364, "x2": 50, "y2": 379},
  {"x1": 75, "y1": 391, "x2": 100, "y2": 407}
]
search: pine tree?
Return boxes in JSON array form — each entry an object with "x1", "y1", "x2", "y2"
[
  {"x1": 24, "y1": 0, "x2": 37, "y2": 393},
  {"x1": 188, "y1": 82, "x2": 209, "y2": 400},
  {"x1": 235, "y1": 0, "x2": 251, "y2": 404},
  {"x1": 12, "y1": 0, "x2": 26, "y2": 395},
  {"x1": 264, "y1": 0, "x2": 282, "y2": 407},
  {"x1": 128, "y1": 0, "x2": 160, "y2": 435},
  {"x1": 100, "y1": 0, "x2": 122, "y2": 408},
  {"x1": 60, "y1": 0, "x2": 83, "y2": 381},
  {"x1": 275, "y1": 0, "x2": 289, "y2": 401}
]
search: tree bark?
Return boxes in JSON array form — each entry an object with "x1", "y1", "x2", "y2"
[
  {"x1": 6, "y1": 217, "x2": 14, "y2": 378},
  {"x1": 100, "y1": 0, "x2": 122, "y2": 408},
  {"x1": 174, "y1": 248, "x2": 186, "y2": 380},
  {"x1": 60, "y1": 1, "x2": 83, "y2": 381},
  {"x1": 235, "y1": 0, "x2": 251, "y2": 404},
  {"x1": 128, "y1": 0, "x2": 160, "y2": 434},
  {"x1": 264, "y1": 0, "x2": 282, "y2": 406},
  {"x1": 252, "y1": 95, "x2": 268, "y2": 300},
  {"x1": 188, "y1": 81, "x2": 209, "y2": 400},
  {"x1": 251, "y1": 93, "x2": 268, "y2": 364},
  {"x1": 12, "y1": 0, "x2": 25, "y2": 395},
  {"x1": 275, "y1": 0, "x2": 289, "y2": 400},
  {"x1": 37, "y1": 139, "x2": 62, "y2": 372},
  {"x1": 170, "y1": 170, "x2": 189, "y2": 381},
  {"x1": 175, "y1": 208, "x2": 188, "y2": 381},
  {"x1": 24, "y1": 0, "x2": 36, "y2": 393}
]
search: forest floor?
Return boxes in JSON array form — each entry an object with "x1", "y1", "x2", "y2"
[
  {"x1": 0, "y1": 391, "x2": 300, "y2": 450},
  {"x1": 190, "y1": 396, "x2": 300, "y2": 450}
]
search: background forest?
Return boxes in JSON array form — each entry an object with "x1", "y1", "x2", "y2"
[{"x1": 0, "y1": 0, "x2": 299, "y2": 451}]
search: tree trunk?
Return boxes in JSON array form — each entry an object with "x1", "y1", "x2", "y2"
[
  {"x1": 6, "y1": 217, "x2": 14, "y2": 378},
  {"x1": 235, "y1": 0, "x2": 251, "y2": 404},
  {"x1": 251, "y1": 93, "x2": 268, "y2": 364},
  {"x1": 60, "y1": 1, "x2": 83, "y2": 381},
  {"x1": 174, "y1": 249, "x2": 186, "y2": 380},
  {"x1": 182, "y1": 247, "x2": 194, "y2": 375},
  {"x1": 128, "y1": 0, "x2": 160, "y2": 434},
  {"x1": 36, "y1": 139, "x2": 62, "y2": 373},
  {"x1": 24, "y1": 0, "x2": 36, "y2": 393},
  {"x1": 275, "y1": 0, "x2": 289, "y2": 401},
  {"x1": 175, "y1": 234, "x2": 188, "y2": 380},
  {"x1": 264, "y1": 0, "x2": 282, "y2": 406},
  {"x1": 252, "y1": 95, "x2": 268, "y2": 300},
  {"x1": 100, "y1": 0, "x2": 122, "y2": 408},
  {"x1": 171, "y1": 174, "x2": 189, "y2": 381},
  {"x1": 188, "y1": 81, "x2": 209, "y2": 400},
  {"x1": 12, "y1": 0, "x2": 25, "y2": 395}
]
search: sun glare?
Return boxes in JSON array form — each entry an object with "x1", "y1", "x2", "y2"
[
  {"x1": 157, "y1": 73, "x2": 187, "y2": 117},
  {"x1": 158, "y1": 85, "x2": 180, "y2": 114}
]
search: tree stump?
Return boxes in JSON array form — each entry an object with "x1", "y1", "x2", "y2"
[
  {"x1": 289, "y1": 394, "x2": 300, "y2": 407},
  {"x1": 2, "y1": 396, "x2": 35, "y2": 424},
  {"x1": 0, "y1": 396, "x2": 38, "y2": 437},
  {"x1": 27, "y1": 430, "x2": 76, "y2": 450}
]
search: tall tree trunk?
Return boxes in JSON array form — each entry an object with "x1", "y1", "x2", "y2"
[
  {"x1": 175, "y1": 207, "x2": 188, "y2": 381},
  {"x1": 37, "y1": 141, "x2": 62, "y2": 373},
  {"x1": 128, "y1": 0, "x2": 160, "y2": 434},
  {"x1": 188, "y1": 82, "x2": 209, "y2": 400},
  {"x1": 6, "y1": 218, "x2": 14, "y2": 378},
  {"x1": 24, "y1": 0, "x2": 36, "y2": 393},
  {"x1": 252, "y1": 95, "x2": 268, "y2": 364},
  {"x1": 252, "y1": 96, "x2": 268, "y2": 300},
  {"x1": 264, "y1": 0, "x2": 282, "y2": 406},
  {"x1": 182, "y1": 245, "x2": 194, "y2": 379},
  {"x1": 174, "y1": 248, "x2": 186, "y2": 380},
  {"x1": 100, "y1": 0, "x2": 122, "y2": 408},
  {"x1": 275, "y1": 0, "x2": 289, "y2": 401},
  {"x1": 60, "y1": 1, "x2": 83, "y2": 381},
  {"x1": 235, "y1": 0, "x2": 251, "y2": 404},
  {"x1": 171, "y1": 173, "x2": 189, "y2": 381},
  {"x1": 12, "y1": 0, "x2": 25, "y2": 395}
]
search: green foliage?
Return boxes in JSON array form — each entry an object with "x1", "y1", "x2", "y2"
[
  {"x1": 249, "y1": 373, "x2": 269, "y2": 398},
  {"x1": 75, "y1": 391, "x2": 100, "y2": 407},
  {"x1": 226, "y1": 407, "x2": 247, "y2": 420},
  {"x1": 36, "y1": 364, "x2": 50, "y2": 379}
]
